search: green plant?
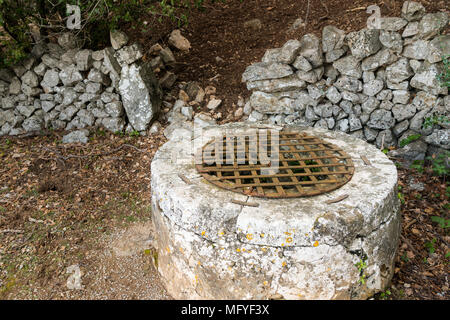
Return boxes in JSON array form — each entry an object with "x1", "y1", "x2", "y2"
[
  {"x1": 431, "y1": 216, "x2": 450, "y2": 229},
  {"x1": 423, "y1": 115, "x2": 449, "y2": 130},
  {"x1": 410, "y1": 160, "x2": 425, "y2": 174},
  {"x1": 400, "y1": 252, "x2": 409, "y2": 263},
  {"x1": 397, "y1": 191, "x2": 405, "y2": 205},
  {"x1": 426, "y1": 151, "x2": 449, "y2": 178},
  {"x1": 379, "y1": 289, "x2": 391, "y2": 300},
  {"x1": 399, "y1": 134, "x2": 422, "y2": 147},
  {"x1": 437, "y1": 54, "x2": 450, "y2": 88},
  {"x1": 424, "y1": 238, "x2": 437, "y2": 255},
  {"x1": 129, "y1": 130, "x2": 140, "y2": 138},
  {"x1": 355, "y1": 259, "x2": 368, "y2": 285}
]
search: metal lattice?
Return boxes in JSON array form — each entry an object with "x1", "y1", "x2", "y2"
[{"x1": 195, "y1": 131, "x2": 355, "y2": 198}]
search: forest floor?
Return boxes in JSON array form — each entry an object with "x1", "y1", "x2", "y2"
[
  {"x1": 0, "y1": 0, "x2": 448, "y2": 300},
  {"x1": 0, "y1": 130, "x2": 448, "y2": 300}
]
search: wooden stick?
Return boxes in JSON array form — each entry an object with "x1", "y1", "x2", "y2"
[
  {"x1": 325, "y1": 194, "x2": 349, "y2": 204},
  {"x1": 178, "y1": 174, "x2": 193, "y2": 185},
  {"x1": 361, "y1": 155, "x2": 372, "y2": 166},
  {"x1": 231, "y1": 199, "x2": 259, "y2": 207},
  {"x1": 0, "y1": 229, "x2": 23, "y2": 234}
]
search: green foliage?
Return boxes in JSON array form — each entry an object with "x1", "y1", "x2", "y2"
[
  {"x1": 409, "y1": 160, "x2": 424, "y2": 174},
  {"x1": 399, "y1": 134, "x2": 422, "y2": 148},
  {"x1": 129, "y1": 130, "x2": 140, "y2": 138},
  {"x1": 431, "y1": 216, "x2": 450, "y2": 229},
  {"x1": 379, "y1": 289, "x2": 391, "y2": 300},
  {"x1": 426, "y1": 151, "x2": 449, "y2": 178},
  {"x1": 437, "y1": 54, "x2": 450, "y2": 88},
  {"x1": 0, "y1": 0, "x2": 219, "y2": 68},
  {"x1": 355, "y1": 259, "x2": 368, "y2": 285},
  {"x1": 424, "y1": 238, "x2": 437, "y2": 255},
  {"x1": 397, "y1": 191, "x2": 405, "y2": 205},
  {"x1": 423, "y1": 115, "x2": 449, "y2": 130}
]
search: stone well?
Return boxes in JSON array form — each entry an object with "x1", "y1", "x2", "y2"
[{"x1": 150, "y1": 123, "x2": 401, "y2": 300}]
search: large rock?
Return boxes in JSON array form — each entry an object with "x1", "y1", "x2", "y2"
[
  {"x1": 116, "y1": 43, "x2": 143, "y2": 65},
  {"x1": 386, "y1": 58, "x2": 413, "y2": 84},
  {"x1": 298, "y1": 34, "x2": 323, "y2": 67},
  {"x1": 21, "y1": 71, "x2": 39, "y2": 88},
  {"x1": 278, "y1": 40, "x2": 301, "y2": 64},
  {"x1": 118, "y1": 62, "x2": 163, "y2": 132},
  {"x1": 58, "y1": 32, "x2": 80, "y2": 50},
  {"x1": 402, "y1": 40, "x2": 430, "y2": 60},
  {"x1": 346, "y1": 29, "x2": 382, "y2": 59},
  {"x1": 334, "y1": 76, "x2": 363, "y2": 93},
  {"x1": 103, "y1": 47, "x2": 122, "y2": 77},
  {"x1": 74, "y1": 49, "x2": 93, "y2": 71},
  {"x1": 41, "y1": 69, "x2": 60, "y2": 88},
  {"x1": 322, "y1": 25, "x2": 346, "y2": 53},
  {"x1": 417, "y1": 12, "x2": 448, "y2": 40},
  {"x1": 22, "y1": 115, "x2": 43, "y2": 132},
  {"x1": 392, "y1": 104, "x2": 417, "y2": 122},
  {"x1": 410, "y1": 62, "x2": 448, "y2": 95},
  {"x1": 361, "y1": 49, "x2": 398, "y2": 71},
  {"x1": 246, "y1": 75, "x2": 306, "y2": 93},
  {"x1": 110, "y1": 30, "x2": 129, "y2": 50},
  {"x1": 249, "y1": 91, "x2": 296, "y2": 114},
  {"x1": 242, "y1": 62, "x2": 293, "y2": 82},
  {"x1": 333, "y1": 55, "x2": 362, "y2": 78},
  {"x1": 367, "y1": 109, "x2": 395, "y2": 130},
  {"x1": 427, "y1": 35, "x2": 450, "y2": 64},
  {"x1": 62, "y1": 129, "x2": 90, "y2": 144},
  {"x1": 380, "y1": 17, "x2": 408, "y2": 31},
  {"x1": 401, "y1": 1, "x2": 426, "y2": 22},
  {"x1": 425, "y1": 129, "x2": 449, "y2": 150},
  {"x1": 59, "y1": 65, "x2": 83, "y2": 86},
  {"x1": 379, "y1": 31, "x2": 403, "y2": 53},
  {"x1": 168, "y1": 29, "x2": 191, "y2": 51}
]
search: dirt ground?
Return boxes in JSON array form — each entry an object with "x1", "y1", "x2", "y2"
[{"x1": 0, "y1": 0, "x2": 449, "y2": 300}]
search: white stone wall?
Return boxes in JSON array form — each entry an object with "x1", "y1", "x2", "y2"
[
  {"x1": 242, "y1": 1, "x2": 449, "y2": 161},
  {"x1": 0, "y1": 32, "x2": 168, "y2": 136}
]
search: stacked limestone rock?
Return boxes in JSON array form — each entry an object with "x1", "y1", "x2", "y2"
[
  {"x1": 0, "y1": 31, "x2": 162, "y2": 137},
  {"x1": 242, "y1": 1, "x2": 449, "y2": 160}
]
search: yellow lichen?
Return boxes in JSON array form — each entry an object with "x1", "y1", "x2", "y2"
[
  {"x1": 286, "y1": 237, "x2": 293, "y2": 243},
  {"x1": 313, "y1": 241, "x2": 319, "y2": 247},
  {"x1": 246, "y1": 234, "x2": 253, "y2": 241},
  {"x1": 282, "y1": 261, "x2": 287, "y2": 267}
]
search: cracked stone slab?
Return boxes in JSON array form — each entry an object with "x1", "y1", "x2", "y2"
[{"x1": 151, "y1": 123, "x2": 400, "y2": 300}]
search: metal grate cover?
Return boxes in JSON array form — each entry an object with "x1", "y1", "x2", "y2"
[{"x1": 195, "y1": 130, "x2": 355, "y2": 198}]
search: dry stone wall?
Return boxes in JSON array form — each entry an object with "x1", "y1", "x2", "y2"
[
  {"x1": 0, "y1": 31, "x2": 177, "y2": 138},
  {"x1": 242, "y1": 1, "x2": 449, "y2": 161}
]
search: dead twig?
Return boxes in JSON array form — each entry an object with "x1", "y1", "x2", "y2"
[
  {"x1": 231, "y1": 199, "x2": 260, "y2": 207},
  {"x1": 361, "y1": 155, "x2": 372, "y2": 166},
  {"x1": 325, "y1": 194, "x2": 349, "y2": 204},
  {"x1": 178, "y1": 174, "x2": 193, "y2": 185},
  {"x1": 0, "y1": 229, "x2": 24, "y2": 234}
]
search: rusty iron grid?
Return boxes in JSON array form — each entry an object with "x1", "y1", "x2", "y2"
[{"x1": 195, "y1": 131, "x2": 355, "y2": 198}]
